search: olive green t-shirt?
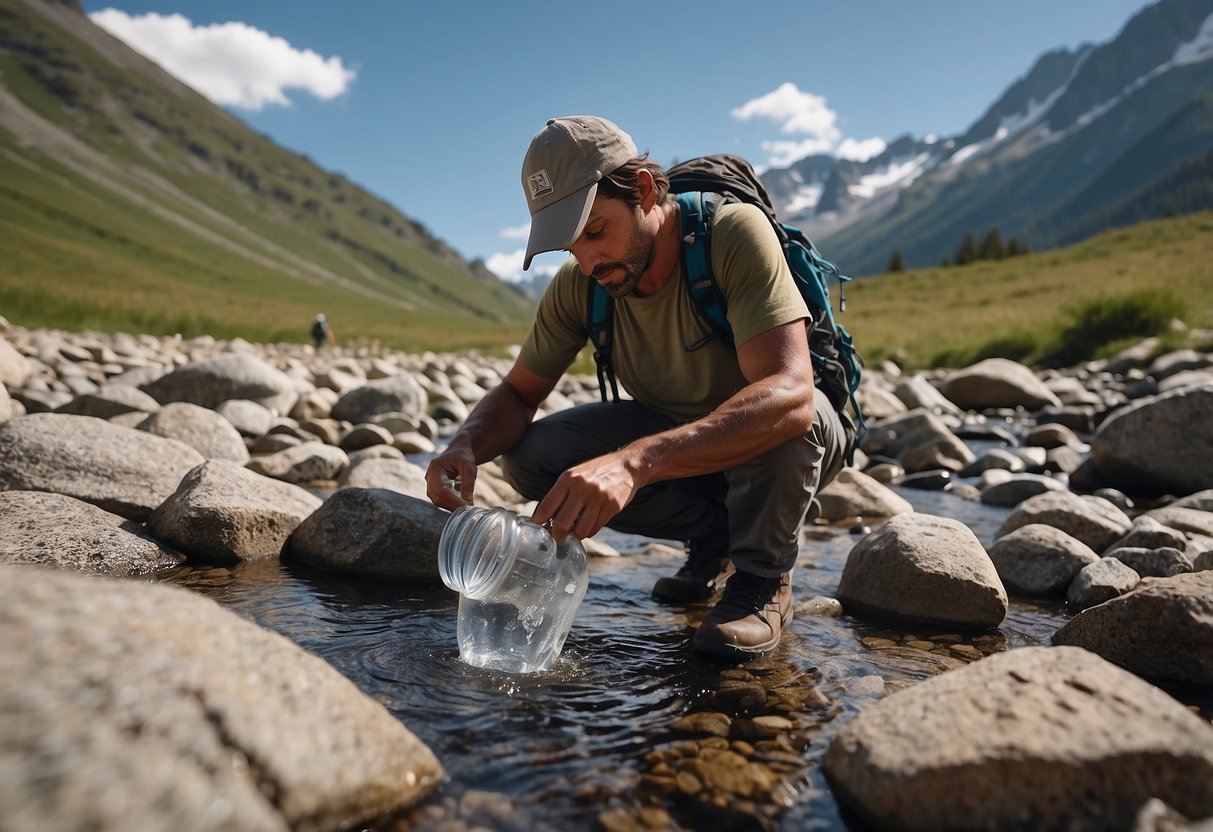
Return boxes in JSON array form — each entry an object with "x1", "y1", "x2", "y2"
[{"x1": 518, "y1": 202, "x2": 809, "y2": 423}]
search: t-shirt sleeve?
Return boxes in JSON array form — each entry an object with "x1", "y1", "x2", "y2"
[
  {"x1": 517, "y1": 257, "x2": 590, "y2": 380},
  {"x1": 710, "y1": 203, "x2": 809, "y2": 346}
]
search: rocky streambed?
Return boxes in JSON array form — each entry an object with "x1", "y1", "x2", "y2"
[{"x1": 1, "y1": 319, "x2": 1212, "y2": 832}]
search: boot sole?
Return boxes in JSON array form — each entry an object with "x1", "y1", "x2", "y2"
[{"x1": 691, "y1": 608, "x2": 793, "y2": 660}]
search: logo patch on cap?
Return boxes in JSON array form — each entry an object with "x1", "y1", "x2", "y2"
[{"x1": 527, "y1": 169, "x2": 553, "y2": 200}]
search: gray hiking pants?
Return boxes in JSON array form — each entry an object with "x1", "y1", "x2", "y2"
[{"x1": 500, "y1": 387, "x2": 847, "y2": 577}]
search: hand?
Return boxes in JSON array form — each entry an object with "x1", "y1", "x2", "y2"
[
  {"x1": 532, "y1": 451, "x2": 640, "y2": 542},
  {"x1": 425, "y1": 446, "x2": 477, "y2": 510}
]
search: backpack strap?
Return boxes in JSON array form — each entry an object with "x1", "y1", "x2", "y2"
[
  {"x1": 675, "y1": 191, "x2": 733, "y2": 351},
  {"x1": 586, "y1": 280, "x2": 619, "y2": 402}
]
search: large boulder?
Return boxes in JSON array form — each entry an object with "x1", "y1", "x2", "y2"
[
  {"x1": 986, "y1": 524, "x2": 1099, "y2": 596},
  {"x1": 0, "y1": 490, "x2": 183, "y2": 575},
  {"x1": 283, "y1": 488, "x2": 447, "y2": 582},
  {"x1": 823, "y1": 646, "x2": 1213, "y2": 832},
  {"x1": 0, "y1": 564, "x2": 442, "y2": 832},
  {"x1": 55, "y1": 384, "x2": 162, "y2": 419},
  {"x1": 0, "y1": 413, "x2": 204, "y2": 521},
  {"x1": 330, "y1": 375, "x2": 428, "y2": 425},
  {"x1": 996, "y1": 490, "x2": 1131, "y2": 553},
  {"x1": 836, "y1": 513, "x2": 1007, "y2": 630},
  {"x1": 147, "y1": 461, "x2": 321, "y2": 565},
  {"x1": 138, "y1": 402, "x2": 251, "y2": 463},
  {"x1": 941, "y1": 358, "x2": 1062, "y2": 411},
  {"x1": 1091, "y1": 384, "x2": 1213, "y2": 495},
  {"x1": 1054, "y1": 571, "x2": 1213, "y2": 685},
  {"x1": 140, "y1": 353, "x2": 299, "y2": 416}
]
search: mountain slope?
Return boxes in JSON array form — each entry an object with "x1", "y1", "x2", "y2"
[
  {"x1": 761, "y1": 0, "x2": 1213, "y2": 276},
  {"x1": 0, "y1": 0, "x2": 533, "y2": 349}
]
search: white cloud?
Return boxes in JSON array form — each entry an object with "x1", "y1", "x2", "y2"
[
  {"x1": 836, "y1": 137, "x2": 888, "y2": 162},
  {"x1": 732, "y1": 83, "x2": 840, "y2": 141},
  {"x1": 486, "y1": 248, "x2": 560, "y2": 284},
  {"x1": 88, "y1": 9, "x2": 356, "y2": 110},
  {"x1": 499, "y1": 222, "x2": 530, "y2": 240},
  {"x1": 761, "y1": 137, "x2": 836, "y2": 168}
]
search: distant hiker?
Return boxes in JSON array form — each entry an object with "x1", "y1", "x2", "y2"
[
  {"x1": 311, "y1": 314, "x2": 334, "y2": 350},
  {"x1": 425, "y1": 115, "x2": 852, "y2": 662}
]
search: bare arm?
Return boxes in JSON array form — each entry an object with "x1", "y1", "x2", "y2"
[
  {"x1": 534, "y1": 319, "x2": 815, "y2": 541},
  {"x1": 424, "y1": 361, "x2": 558, "y2": 509}
]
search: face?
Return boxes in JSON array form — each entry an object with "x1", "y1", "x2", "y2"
[{"x1": 567, "y1": 196, "x2": 655, "y2": 299}]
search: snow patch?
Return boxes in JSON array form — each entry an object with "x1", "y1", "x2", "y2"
[
  {"x1": 786, "y1": 184, "x2": 824, "y2": 214},
  {"x1": 847, "y1": 153, "x2": 931, "y2": 199}
]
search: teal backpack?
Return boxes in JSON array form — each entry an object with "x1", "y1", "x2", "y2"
[{"x1": 586, "y1": 154, "x2": 864, "y2": 454}]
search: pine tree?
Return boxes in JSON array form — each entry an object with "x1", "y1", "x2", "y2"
[
  {"x1": 955, "y1": 232, "x2": 978, "y2": 265},
  {"x1": 887, "y1": 248, "x2": 905, "y2": 272},
  {"x1": 978, "y1": 227, "x2": 1005, "y2": 261},
  {"x1": 1006, "y1": 238, "x2": 1021, "y2": 257}
]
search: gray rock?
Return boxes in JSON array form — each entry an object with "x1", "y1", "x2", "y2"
[
  {"x1": 816, "y1": 467, "x2": 914, "y2": 521},
  {"x1": 997, "y1": 491, "x2": 1131, "y2": 552},
  {"x1": 0, "y1": 382, "x2": 10, "y2": 424},
  {"x1": 959, "y1": 447, "x2": 1025, "y2": 477},
  {"x1": 0, "y1": 413, "x2": 204, "y2": 521},
  {"x1": 1054, "y1": 571, "x2": 1213, "y2": 685},
  {"x1": 1167, "y1": 489, "x2": 1213, "y2": 512},
  {"x1": 0, "y1": 564, "x2": 442, "y2": 832},
  {"x1": 1158, "y1": 368, "x2": 1213, "y2": 394},
  {"x1": 869, "y1": 409, "x2": 973, "y2": 473},
  {"x1": 337, "y1": 456, "x2": 429, "y2": 500},
  {"x1": 147, "y1": 461, "x2": 321, "y2": 565},
  {"x1": 941, "y1": 358, "x2": 1062, "y2": 411},
  {"x1": 1105, "y1": 515, "x2": 1190, "y2": 555},
  {"x1": 246, "y1": 441, "x2": 348, "y2": 484},
  {"x1": 331, "y1": 375, "x2": 428, "y2": 424},
  {"x1": 1144, "y1": 506, "x2": 1213, "y2": 539},
  {"x1": 1092, "y1": 385, "x2": 1213, "y2": 495},
  {"x1": 216, "y1": 398, "x2": 275, "y2": 438},
  {"x1": 283, "y1": 488, "x2": 447, "y2": 582},
  {"x1": 138, "y1": 402, "x2": 250, "y2": 463},
  {"x1": 55, "y1": 384, "x2": 162, "y2": 419},
  {"x1": 1024, "y1": 422, "x2": 1083, "y2": 450},
  {"x1": 140, "y1": 353, "x2": 299, "y2": 416},
  {"x1": 0, "y1": 491, "x2": 183, "y2": 575},
  {"x1": 1147, "y1": 348, "x2": 1210, "y2": 381},
  {"x1": 854, "y1": 383, "x2": 907, "y2": 420},
  {"x1": 836, "y1": 513, "x2": 1007, "y2": 630},
  {"x1": 1043, "y1": 445, "x2": 1085, "y2": 475},
  {"x1": 0, "y1": 336, "x2": 31, "y2": 387},
  {"x1": 987, "y1": 524, "x2": 1100, "y2": 596},
  {"x1": 823, "y1": 646, "x2": 1213, "y2": 832},
  {"x1": 1106, "y1": 547, "x2": 1192, "y2": 578},
  {"x1": 392, "y1": 431, "x2": 436, "y2": 455},
  {"x1": 979, "y1": 474, "x2": 1066, "y2": 507},
  {"x1": 891, "y1": 374, "x2": 960, "y2": 415},
  {"x1": 289, "y1": 387, "x2": 338, "y2": 421},
  {"x1": 338, "y1": 423, "x2": 395, "y2": 452},
  {"x1": 1067, "y1": 557, "x2": 1140, "y2": 609}
]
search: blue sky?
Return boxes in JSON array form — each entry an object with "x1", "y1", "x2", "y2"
[{"x1": 81, "y1": 0, "x2": 1152, "y2": 281}]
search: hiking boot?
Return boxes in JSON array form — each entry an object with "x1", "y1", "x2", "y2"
[
  {"x1": 651, "y1": 539, "x2": 735, "y2": 603},
  {"x1": 692, "y1": 570, "x2": 793, "y2": 659}
]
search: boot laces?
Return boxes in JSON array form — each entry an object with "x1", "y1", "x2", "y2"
[{"x1": 714, "y1": 572, "x2": 783, "y2": 617}]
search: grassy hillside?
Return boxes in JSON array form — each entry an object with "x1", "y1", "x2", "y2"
[
  {"x1": 842, "y1": 212, "x2": 1213, "y2": 370},
  {"x1": 0, "y1": 0, "x2": 533, "y2": 352}
]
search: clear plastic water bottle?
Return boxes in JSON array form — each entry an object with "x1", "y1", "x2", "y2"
[{"x1": 437, "y1": 506, "x2": 588, "y2": 673}]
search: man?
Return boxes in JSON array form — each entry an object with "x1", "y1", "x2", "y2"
[{"x1": 425, "y1": 116, "x2": 846, "y2": 660}]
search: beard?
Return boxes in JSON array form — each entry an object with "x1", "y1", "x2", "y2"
[{"x1": 591, "y1": 216, "x2": 655, "y2": 299}]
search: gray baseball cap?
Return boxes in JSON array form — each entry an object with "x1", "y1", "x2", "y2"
[{"x1": 521, "y1": 116, "x2": 637, "y2": 270}]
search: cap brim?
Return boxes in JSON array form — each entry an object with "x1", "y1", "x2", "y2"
[{"x1": 523, "y1": 182, "x2": 597, "y2": 270}]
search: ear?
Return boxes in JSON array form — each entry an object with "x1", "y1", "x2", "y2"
[{"x1": 636, "y1": 169, "x2": 657, "y2": 211}]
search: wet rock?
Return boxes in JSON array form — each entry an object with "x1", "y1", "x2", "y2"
[
  {"x1": 823, "y1": 646, "x2": 1213, "y2": 832},
  {"x1": 816, "y1": 467, "x2": 913, "y2": 521},
  {"x1": 896, "y1": 470, "x2": 952, "y2": 490},
  {"x1": 247, "y1": 440, "x2": 349, "y2": 484},
  {"x1": 0, "y1": 564, "x2": 442, "y2": 832},
  {"x1": 836, "y1": 513, "x2": 1008, "y2": 630},
  {"x1": 986, "y1": 524, "x2": 1099, "y2": 596},
  {"x1": 941, "y1": 358, "x2": 1062, "y2": 411},
  {"x1": 979, "y1": 473, "x2": 1066, "y2": 507},
  {"x1": 997, "y1": 490, "x2": 1131, "y2": 553},
  {"x1": 1067, "y1": 557, "x2": 1140, "y2": 609},
  {"x1": 137, "y1": 401, "x2": 250, "y2": 463},
  {"x1": 0, "y1": 413, "x2": 204, "y2": 521},
  {"x1": 1091, "y1": 385, "x2": 1213, "y2": 495},
  {"x1": 140, "y1": 352, "x2": 299, "y2": 416},
  {"x1": 800, "y1": 596, "x2": 844, "y2": 617},
  {"x1": 283, "y1": 488, "x2": 447, "y2": 582},
  {"x1": 671, "y1": 712, "x2": 731, "y2": 737},
  {"x1": 1106, "y1": 547, "x2": 1192, "y2": 578},
  {"x1": 1054, "y1": 571, "x2": 1213, "y2": 685},
  {"x1": 0, "y1": 490, "x2": 184, "y2": 575},
  {"x1": 330, "y1": 374, "x2": 428, "y2": 424},
  {"x1": 147, "y1": 461, "x2": 321, "y2": 565}
]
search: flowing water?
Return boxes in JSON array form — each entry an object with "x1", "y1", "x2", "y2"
[{"x1": 162, "y1": 484, "x2": 1209, "y2": 831}]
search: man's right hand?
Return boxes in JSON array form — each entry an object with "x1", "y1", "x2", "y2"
[{"x1": 425, "y1": 445, "x2": 477, "y2": 510}]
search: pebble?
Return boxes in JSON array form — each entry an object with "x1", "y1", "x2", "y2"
[
  {"x1": 861, "y1": 636, "x2": 900, "y2": 649},
  {"x1": 670, "y1": 712, "x2": 731, "y2": 738}
]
